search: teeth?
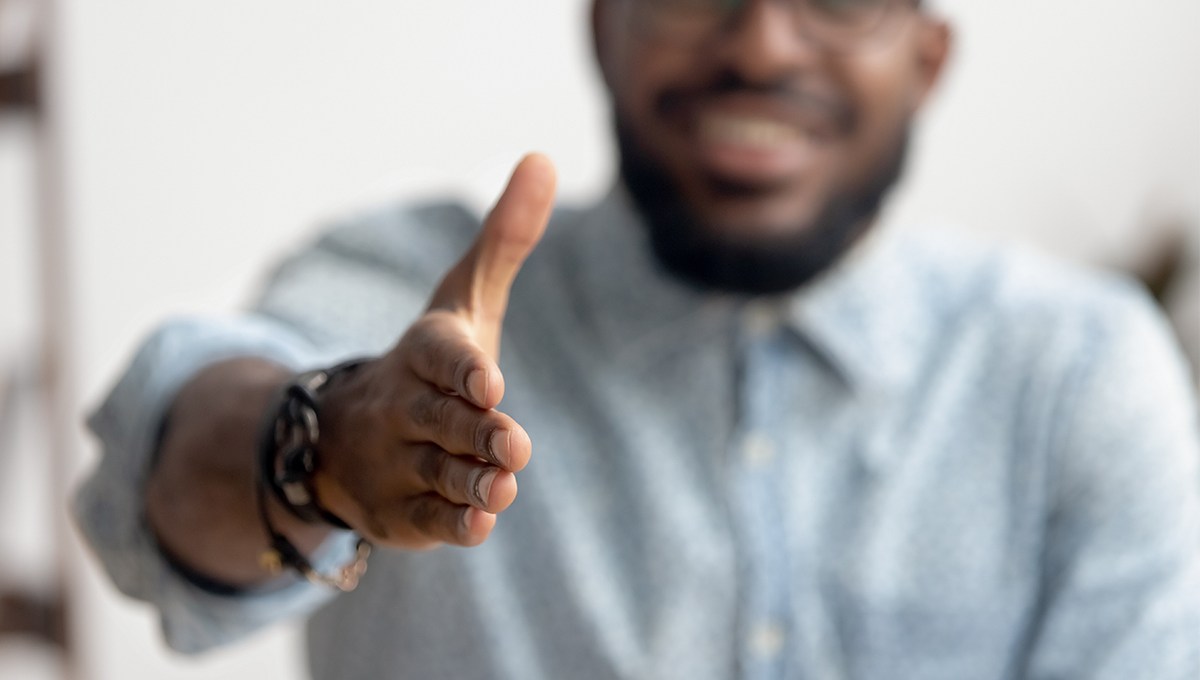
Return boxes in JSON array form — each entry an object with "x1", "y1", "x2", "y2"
[{"x1": 700, "y1": 115, "x2": 800, "y2": 148}]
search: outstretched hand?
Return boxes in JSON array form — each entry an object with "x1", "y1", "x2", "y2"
[{"x1": 314, "y1": 154, "x2": 557, "y2": 550}]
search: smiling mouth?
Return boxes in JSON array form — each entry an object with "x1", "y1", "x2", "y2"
[
  {"x1": 699, "y1": 114, "x2": 802, "y2": 148},
  {"x1": 690, "y1": 110, "x2": 830, "y2": 187}
]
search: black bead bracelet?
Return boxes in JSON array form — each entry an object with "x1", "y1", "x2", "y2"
[{"x1": 255, "y1": 358, "x2": 372, "y2": 591}]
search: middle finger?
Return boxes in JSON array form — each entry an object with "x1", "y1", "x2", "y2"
[{"x1": 402, "y1": 389, "x2": 531, "y2": 471}]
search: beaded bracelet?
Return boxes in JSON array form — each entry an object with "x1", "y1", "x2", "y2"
[{"x1": 255, "y1": 359, "x2": 372, "y2": 591}]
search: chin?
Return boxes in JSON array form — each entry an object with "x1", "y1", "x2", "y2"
[
  {"x1": 616, "y1": 116, "x2": 911, "y2": 295},
  {"x1": 681, "y1": 172, "x2": 827, "y2": 241},
  {"x1": 644, "y1": 212, "x2": 868, "y2": 296},
  {"x1": 695, "y1": 199, "x2": 824, "y2": 243}
]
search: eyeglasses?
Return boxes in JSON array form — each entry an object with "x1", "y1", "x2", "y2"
[{"x1": 621, "y1": 0, "x2": 915, "y2": 51}]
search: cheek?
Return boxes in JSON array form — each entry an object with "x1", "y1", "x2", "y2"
[
  {"x1": 608, "y1": 43, "x2": 694, "y2": 140},
  {"x1": 836, "y1": 55, "x2": 921, "y2": 186}
]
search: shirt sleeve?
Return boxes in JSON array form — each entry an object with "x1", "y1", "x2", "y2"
[
  {"x1": 72, "y1": 202, "x2": 478, "y2": 653},
  {"x1": 1022, "y1": 284, "x2": 1200, "y2": 679},
  {"x1": 73, "y1": 315, "x2": 358, "y2": 654}
]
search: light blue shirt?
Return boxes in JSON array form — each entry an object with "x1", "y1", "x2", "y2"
[{"x1": 76, "y1": 190, "x2": 1200, "y2": 679}]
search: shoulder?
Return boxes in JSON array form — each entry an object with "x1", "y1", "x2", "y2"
[
  {"x1": 308, "y1": 199, "x2": 483, "y2": 281},
  {"x1": 252, "y1": 199, "x2": 484, "y2": 352},
  {"x1": 890, "y1": 229, "x2": 1166, "y2": 361},
  {"x1": 879, "y1": 228, "x2": 1193, "y2": 435},
  {"x1": 301, "y1": 199, "x2": 591, "y2": 280},
  {"x1": 888, "y1": 228, "x2": 1197, "y2": 484},
  {"x1": 253, "y1": 198, "x2": 590, "y2": 353}
]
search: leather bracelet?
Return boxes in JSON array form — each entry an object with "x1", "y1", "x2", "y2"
[
  {"x1": 260, "y1": 359, "x2": 367, "y2": 526},
  {"x1": 255, "y1": 358, "x2": 373, "y2": 591}
]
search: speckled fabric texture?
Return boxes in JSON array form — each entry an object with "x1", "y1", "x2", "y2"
[{"x1": 77, "y1": 189, "x2": 1200, "y2": 679}]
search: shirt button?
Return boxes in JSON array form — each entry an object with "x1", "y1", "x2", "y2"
[
  {"x1": 749, "y1": 621, "x2": 786, "y2": 658},
  {"x1": 741, "y1": 431, "x2": 776, "y2": 467}
]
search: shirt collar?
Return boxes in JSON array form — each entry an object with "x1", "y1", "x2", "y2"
[
  {"x1": 781, "y1": 224, "x2": 928, "y2": 397},
  {"x1": 570, "y1": 185, "x2": 927, "y2": 396}
]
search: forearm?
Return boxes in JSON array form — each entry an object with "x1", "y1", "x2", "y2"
[{"x1": 145, "y1": 356, "x2": 333, "y2": 588}]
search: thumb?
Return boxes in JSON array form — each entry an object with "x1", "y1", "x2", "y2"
[{"x1": 429, "y1": 153, "x2": 557, "y2": 356}]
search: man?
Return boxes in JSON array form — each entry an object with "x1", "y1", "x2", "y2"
[{"x1": 77, "y1": 1, "x2": 1200, "y2": 678}]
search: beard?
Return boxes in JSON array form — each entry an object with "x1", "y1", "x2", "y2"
[{"x1": 617, "y1": 113, "x2": 910, "y2": 296}]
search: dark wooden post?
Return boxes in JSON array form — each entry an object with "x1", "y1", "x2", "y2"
[{"x1": 0, "y1": 0, "x2": 78, "y2": 677}]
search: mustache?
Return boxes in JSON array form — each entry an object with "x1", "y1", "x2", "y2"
[{"x1": 655, "y1": 71, "x2": 855, "y2": 132}]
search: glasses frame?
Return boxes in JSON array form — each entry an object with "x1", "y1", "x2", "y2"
[{"x1": 618, "y1": 0, "x2": 920, "y2": 53}]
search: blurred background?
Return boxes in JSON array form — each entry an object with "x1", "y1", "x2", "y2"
[{"x1": 1, "y1": 0, "x2": 1197, "y2": 678}]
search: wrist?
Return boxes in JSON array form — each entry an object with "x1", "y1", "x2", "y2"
[{"x1": 255, "y1": 358, "x2": 374, "y2": 590}]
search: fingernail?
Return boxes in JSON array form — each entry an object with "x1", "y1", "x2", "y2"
[
  {"x1": 466, "y1": 369, "x2": 488, "y2": 405},
  {"x1": 472, "y1": 468, "x2": 498, "y2": 508},
  {"x1": 489, "y1": 430, "x2": 511, "y2": 468},
  {"x1": 460, "y1": 507, "x2": 473, "y2": 533}
]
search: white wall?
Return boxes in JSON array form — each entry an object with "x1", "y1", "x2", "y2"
[
  {"x1": 894, "y1": 0, "x2": 1200, "y2": 269},
  {"x1": 0, "y1": 0, "x2": 1195, "y2": 678}
]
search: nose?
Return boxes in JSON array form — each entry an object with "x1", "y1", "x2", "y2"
[{"x1": 716, "y1": 0, "x2": 821, "y2": 83}]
